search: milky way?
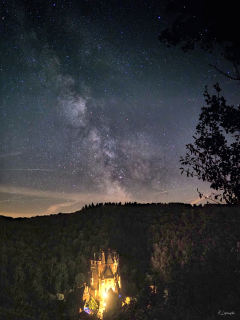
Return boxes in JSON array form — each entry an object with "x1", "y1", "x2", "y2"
[{"x1": 0, "y1": 1, "x2": 238, "y2": 216}]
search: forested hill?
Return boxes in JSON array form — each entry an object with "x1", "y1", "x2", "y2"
[{"x1": 0, "y1": 203, "x2": 240, "y2": 320}]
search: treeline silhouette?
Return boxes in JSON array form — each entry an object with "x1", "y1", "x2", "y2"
[{"x1": 0, "y1": 203, "x2": 240, "y2": 319}]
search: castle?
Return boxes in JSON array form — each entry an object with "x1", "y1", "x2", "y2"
[{"x1": 83, "y1": 250, "x2": 121, "y2": 316}]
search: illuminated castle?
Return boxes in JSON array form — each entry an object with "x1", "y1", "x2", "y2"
[{"x1": 83, "y1": 250, "x2": 121, "y2": 316}]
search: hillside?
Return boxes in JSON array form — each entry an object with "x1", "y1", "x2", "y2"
[{"x1": 0, "y1": 203, "x2": 240, "y2": 319}]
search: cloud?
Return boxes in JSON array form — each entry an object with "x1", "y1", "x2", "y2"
[
  {"x1": 0, "y1": 184, "x2": 131, "y2": 215},
  {"x1": 0, "y1": 185, "x2": 77, "y2": 200},
  {"x1": 46, "y1": 200, "x2": 80, "y2": 214},
  {"x1": 0, "y1": 168, "x2": 54, "y2": 172},
  {"x1": 0, "y1": 152, "x2": 22, "y2": 158},
  {"x1": 190, "y1": 193, "x2": 214, "y2": 205}
]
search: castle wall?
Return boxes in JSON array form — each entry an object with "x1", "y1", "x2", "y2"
[{"x1": 86, "y1": 250, "x2": 121, "y2": 313}]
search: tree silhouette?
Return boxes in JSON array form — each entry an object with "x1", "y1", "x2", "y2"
[
  {"x1": 158, "y1": 1, "x2": 240, "y2": 203},
  {"x1": 180, "y1": 84, "x2": 240, "y2": 204},
  {"x1": 159, "y1": 0, "x2": 240, "y2": 80}
]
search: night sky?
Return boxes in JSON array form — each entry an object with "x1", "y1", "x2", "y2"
[{"x1": 0, "y1": 0, "x2": 239, "y2": 217}]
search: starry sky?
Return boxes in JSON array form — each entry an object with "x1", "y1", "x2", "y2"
[{"x1": 0, "y1": 0, "x2": 239, "y2": 217}]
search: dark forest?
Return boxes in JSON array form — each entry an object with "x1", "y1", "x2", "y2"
[{"x1": 1, "y1": 203, "x2": 240, "y2": 319}]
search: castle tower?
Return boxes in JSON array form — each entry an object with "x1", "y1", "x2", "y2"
[{"x1": 83, "y1": 250, "x2": 121, "y2": 317}]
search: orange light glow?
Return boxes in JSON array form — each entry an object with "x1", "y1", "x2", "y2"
[{"x1": 103, "y1": 291, "x2": 108, "y2": 299}]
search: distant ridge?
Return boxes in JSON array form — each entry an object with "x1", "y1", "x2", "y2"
[{"x1": 0, "y1": 202, "x2": 237, "y2": 220}]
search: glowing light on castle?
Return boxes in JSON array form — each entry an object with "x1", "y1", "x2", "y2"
[{"x1": 83, "y1": 250, "x2": 121, "y2": 317}]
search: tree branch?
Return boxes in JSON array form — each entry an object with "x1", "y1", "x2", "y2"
[
  {"x1": 209, "y1": 64, "x2": 240, "y2": 81},
  {"x1": 233, "y1": 62, "x2": 240, "y2": 79}
]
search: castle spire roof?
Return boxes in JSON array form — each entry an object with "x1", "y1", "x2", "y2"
[
  {"x1": 103, "y1": 266, "x2": 114, "y2": 278},
  {"x1": 107, "y1": 253, "x2": 113, "y2": 264}
]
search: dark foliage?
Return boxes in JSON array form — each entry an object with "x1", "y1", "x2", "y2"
[
  {"x1": 159, "y1": 2, "x2": 240, "y2": 204},
  {"x1": 0, "y1": 203, "x2": 240, "y2": 319},
  {"x1": 180, "y1": 84, "x2": 240, "y2": 204},
  {"x1": 159, "y1": 0, "x2": 240, "y2": 78}
]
